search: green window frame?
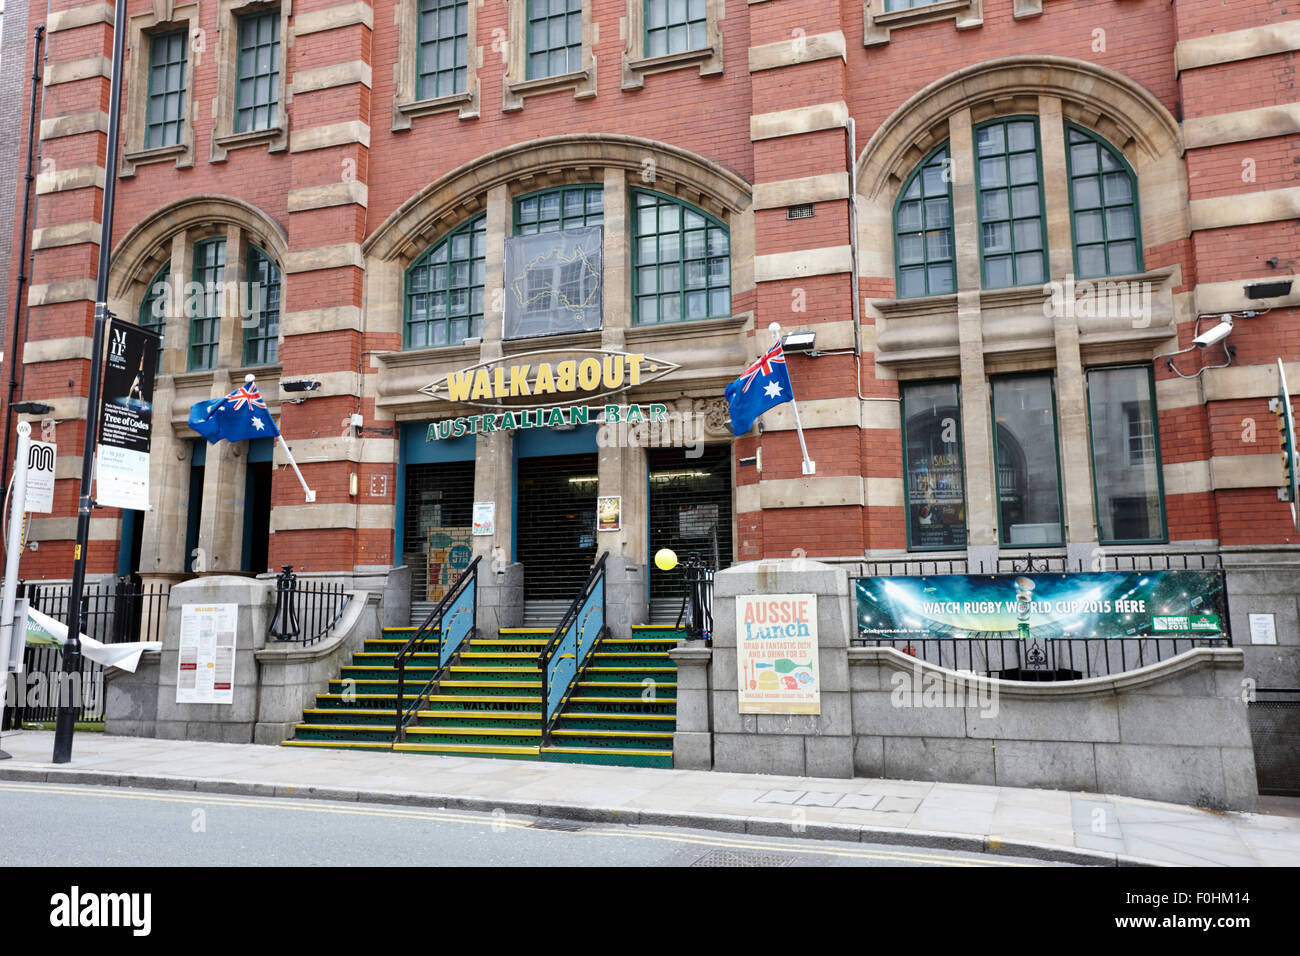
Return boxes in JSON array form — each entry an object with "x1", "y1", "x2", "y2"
[
  {"x1": 514, "y1": 185, "x2": 603, "y2": 235},
  {"x1": 645, "y1": 0, "x2": 707, "y2": 57},
  {"x1": 894, "y1": 144, "x2": 956, "y2": 298},
  {"x1": 901, "y1": 381, "x2": 968, "y2": 552},
  {"x1": 146, "y1": 30, "x2": 189, "y2": 149},
  {"x1": 1066, "y1": 125, "x2": 1143, "y2": 279},
  {"x1": 632, "y1": 190, "x2": 730, "y2": 326},
  {"x1": 235, "y1": 10, "x2": 280, "y2": 133},
  {"x1": 1086, "y1": 365, "x2": 1168, "y2": 545},
  {"x1": 990, "y1": 372, "x2": 1065, "y2": 548},
  {"x1": 139, "y1": 264, "x2": 170, "y2": 374},
  {"x1": 189, "y1": 238, "x2": 225, "y2": 371},
  {"x1": 243, "y1": 246, "x2": 281, "y2": 366},
  {"x1": 405, "y1": 215, "x2": 487, "y2": 349},
  {"x1": 975, "y1": 116, "x2": 1048, "y2": 290},
  {"x1": 526, "y1": 0, "x2": 582, "y2": 80},
  {"x1": 417, "y1": 0, "x2": 468, "y2": 100}
]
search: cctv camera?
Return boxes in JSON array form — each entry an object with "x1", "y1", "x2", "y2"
[{"x1": 1193, "y1": 315, "x2": 1233, "y2": 348}]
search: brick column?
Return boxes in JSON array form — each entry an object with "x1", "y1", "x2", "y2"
[
  {"x1": 741, "y1": 8, "x2": 862, "y2": 561},
  {"x1": 272, "y1": 0, "x2": 376, "y2": 573}
]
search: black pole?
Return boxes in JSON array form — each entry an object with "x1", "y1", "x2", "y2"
[
  {"x1": 0, "y1": 26, "x2": 46, "y2": 511},
  {"x1": 53, "y1": 0, "x2": 129, "y2": 763}
]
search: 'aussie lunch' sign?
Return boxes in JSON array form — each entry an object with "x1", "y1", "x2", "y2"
[{"x1": 736, "y1": 594, "x2": 821, "y2": 715}]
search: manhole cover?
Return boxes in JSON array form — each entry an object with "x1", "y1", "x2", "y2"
[
  {"x1": 691, "y1": 849, "x2": 793, "y2": 867},
  {"x1": 529, "y1": 818, "x2": 587, "y2": 832}
]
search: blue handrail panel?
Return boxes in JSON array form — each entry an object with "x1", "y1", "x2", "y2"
[
  {"x1": 547, "y1": 622, "x2": 578, "y2": 718},
  {"x1": 439, "y1": 576, "x2": 476, "y2": 668}
]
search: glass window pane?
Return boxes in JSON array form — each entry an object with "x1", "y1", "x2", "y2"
[
  {"x1": 1071, "y1": 142, "x2": 1099, "y2": 175},
  {"x1": 902, "y1": 382, "x2": 967, "y2": 549},
  {"x1": 1102, "y1": 171, "x2": 1132, "y2": 204},
  {"x1": 1108, "y1": 241, "x2": 1138, "y2": 276},
  {"x1": 1075, "y1": 209, "x2": 1104, "y2": 244},
  {"x1": 1072, "y1": 176, "x2": 1101, "y2": 210},
  {"x1": 992, "y1": 375, "x2": 1063, "y2": 546},
  {"x1": 1087, "y1": 367, "x2": 1164, "y2": 542},
  {"x1": 978, "y1": 156, "x2": 1006, "y2": 188}
]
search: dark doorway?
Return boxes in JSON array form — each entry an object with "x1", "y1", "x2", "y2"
[
  {"x1": 516, "y1": 453, "x2": 598, "y2": 600},
  {"x1": 184, "y1": 440, "x2": 205, "y2": 573},
  {"x1": 648, "y1": 444, "x2": 733, "y2": 600},
  {"x1": 402, "y1": 460, "x2": 475, "y2": 604}
]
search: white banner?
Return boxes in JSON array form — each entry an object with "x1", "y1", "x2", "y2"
[
  {"x1": 23, "y1": 603, "x2": 161, "y2": 672},
  {"x1": 176, "y1": 603, "x2": 238, "y2": 704},
  {"x1": 24, "y1": 440, "x2": 56, "y2": 514},
  {"x1": 95, "y1": 445, "x2": 150, "y2": 511}
]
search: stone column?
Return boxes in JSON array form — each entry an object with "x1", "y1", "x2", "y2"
[
  {"x1": 1040, "y1": 96, "x2": 1098, "y2": 562},
  {"x1": 949, "y1": 109, "x2": 998, "y2": 570},
  {"x1": 472, "y1": 429, "x2": 522, "y2": 631},
  {"x1": 710, "y1": 558, "x2": 854, "y2": 778},
  {"x1": 669, "y1": 643, "x2": 713, "y2": 769},
  {"x1": 197, "y1": 370, "x2": 248, "y2": 571}
]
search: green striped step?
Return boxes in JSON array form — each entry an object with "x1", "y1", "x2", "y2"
[
  {"x1": 394, "y1": 741, "x2": 540, "y2": 759},
  {"x1": 541, "y1": 745, "x2": 673, "y2": 768}
]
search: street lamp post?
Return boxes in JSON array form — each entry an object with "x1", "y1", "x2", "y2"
[{"x1": 52, "y1": 0, "x2": 129, "y2": 763}]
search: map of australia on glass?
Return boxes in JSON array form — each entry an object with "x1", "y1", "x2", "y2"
[{"x1": 504, "y1": 226, "x2": 603, "y2": 339}]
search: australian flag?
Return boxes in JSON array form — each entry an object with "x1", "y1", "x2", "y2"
[
  {"x1": 725, "y1": 341, "x2": 792, "y2": 436},
  {"x1": 188, "y1": 382, "x2": 280, "y2": 443}
]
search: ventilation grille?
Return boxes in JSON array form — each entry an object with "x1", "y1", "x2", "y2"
[{"x1": 786, "y1": 203, "x2": 815, "y2": 220}]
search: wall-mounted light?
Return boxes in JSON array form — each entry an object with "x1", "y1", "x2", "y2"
[
  {"x1": 281, "y1": 380, "x2": 321, "y2": 404},
  {"x1": 10, "y1": 401, "x2": 53, "y2": 415},
  {"x1": 1245, "y1": 279, "x2": 1293, "y2": 300},
  {"x1": 782, "y1": 331, "x2": 817, "y2": 353}
]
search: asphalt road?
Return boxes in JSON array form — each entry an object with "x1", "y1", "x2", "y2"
[{"x1": 0, "y1": 782, "x2": 1068, "y2": 867}]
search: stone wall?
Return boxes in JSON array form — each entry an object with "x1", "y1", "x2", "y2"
[{"x1": 679, "y1": 558, "x2": 1260, "y2": 811}]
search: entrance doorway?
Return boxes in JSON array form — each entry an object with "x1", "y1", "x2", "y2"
[
  {"x1": 184, "y1": 440, "x2": 205, "y2": 572},
  {"x1": 241, "y1": 438, "x2": 273, "y2": 573},
  {"x1": 402, "y1": 460, "x2": 475, "y2": 606},
  {"x1": 516, "y1": 453, "x2": 599, "y2": 603},
  {"x1": 648, "y1": 444, "x2": 733, "y2": 609}
]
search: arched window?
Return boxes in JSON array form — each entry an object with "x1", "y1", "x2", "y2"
[
  {"x1": 632, "y1": 190, "x2": 729, "y2": 325},
  {"x1": 975, "y1": 117, "x2": 1047, "y2": 289},
  {"x1": 139, "y1": 263, "x2": 169, "y2": 373},
  {"x1": 1066, "y1": 125, "x2": 1142, "y2": 279},
  {"x1": 894, "y1": 144, "x2": 955, "y2": 298},
  {"x1": 244, "y1": 245, "x2": 281, "y2": 366},
  {"x1": 514, "y1": 184, "x2": 603, "y2": 234},
  {"x1": 189, "y1": 238, "x2": 225, "y2": 370},
  {"x1": 405, "y1": 214, "x2": 487, "y2": 349}
]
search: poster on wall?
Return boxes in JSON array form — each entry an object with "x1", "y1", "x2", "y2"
[
  {"x1": 95, "y1": 317, "x2": 160, "y2": 511},
  {"x1": 855, "y1": 570, "x2": 1229, "y2": 643},
  {"x1": 472, "y1": 502, "x2": 495, "y2": 536},
  {"x1": 175, "y1": 603, "x2": 238, "y2": 704},
  {"x1": 427, "y1": 527, "x2": 473, "y2": 601},
  {"x1": 736, "y1": 593, "x2": 820, "y2": 715},
  {"x1": 503, "y1": 227, "x2": 603, "y2": 340},
  {"x1": 597, "y1": 496, "x2": 621, "y2": 532}
]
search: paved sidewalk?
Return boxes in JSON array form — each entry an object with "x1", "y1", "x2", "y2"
[{"x1": 2, "y1": 730, "x2": 1297, "y2": 866}]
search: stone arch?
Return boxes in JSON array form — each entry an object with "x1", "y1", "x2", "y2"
[
  {"x1": 109, "y1": 194, "x2": 288, "y2": 301},
  {"x1": 364, "y1": 134, "x2": 753, "y2": 264},
  {"x1": 857, "y1": 55, "x2": 1183, "y2": 203},
  {"x1": 856, "y1": 56, "x2": 1189, "y2": 283}
]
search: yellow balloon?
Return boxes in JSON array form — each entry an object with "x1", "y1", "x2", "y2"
[{"x1": 654, "y1": 548, "x2": 678, "y2": 571}]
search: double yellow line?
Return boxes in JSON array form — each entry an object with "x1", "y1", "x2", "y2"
[{"x1": 0, "y1": 782, "x2": 1040, "y2": 867}]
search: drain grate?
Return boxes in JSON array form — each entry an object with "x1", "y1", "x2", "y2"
[
  {"x1": 529, "y1": 818, "x2": 587, "y2": 833},
  {"x1": 691, "y1": 848, "x2": 793, "y2": 867}
]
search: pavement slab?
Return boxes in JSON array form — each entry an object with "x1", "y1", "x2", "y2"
[{"x1": 0, "y1": 730, "x2": 1296, "y2": 866}]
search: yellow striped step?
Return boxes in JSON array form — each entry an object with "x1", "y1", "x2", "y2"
[{"x1": 394, "y1": 742, "x2": 540, "y2": 756}]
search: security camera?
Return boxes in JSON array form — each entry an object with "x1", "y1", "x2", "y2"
[{"x1": 1194, "y1": 315, "x2": 1233, "y2": 348}]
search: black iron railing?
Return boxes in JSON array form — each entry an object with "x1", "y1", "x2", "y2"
[
  {"x1": 538, "y1": 552, "x2": 608, "y2": 745},
  {"x1": 268, "y1": 566, "x2": 351, "y2": 645},
  {"x1": 852, "y1": 634, "x2": 1230, "y2": 680},
  {"x1": 393, "y1": 555, "x2": 480, "y2": 743},
  {"x1": 5, "y1": 576, "x2": 170, "y2": 727},
  {"x1": 846, "y1": 549, "x2": 1223, "y2": 579},
  {"x1": 675, "y1": 554, "x2": 714, "y2": 642}
]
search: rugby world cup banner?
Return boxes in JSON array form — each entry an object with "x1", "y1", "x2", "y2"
[{"x1": 855, "y1": 570, "x2": 1228, "y2": 642}]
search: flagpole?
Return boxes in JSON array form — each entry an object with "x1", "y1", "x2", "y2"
[
  {"x1": 769, "y1": 323, "x2": 816, "y2": 476},
  {"x1": 245, "y1": 374, "x2": 315, "y2": 503}
]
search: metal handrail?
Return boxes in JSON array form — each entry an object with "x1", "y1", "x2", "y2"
[
  {"x1": 537, "y1": 551, "x2": 609, "y2": 745},
  {"x1": 394, "y1": 555, "x2": 481, "y2": 742}
]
